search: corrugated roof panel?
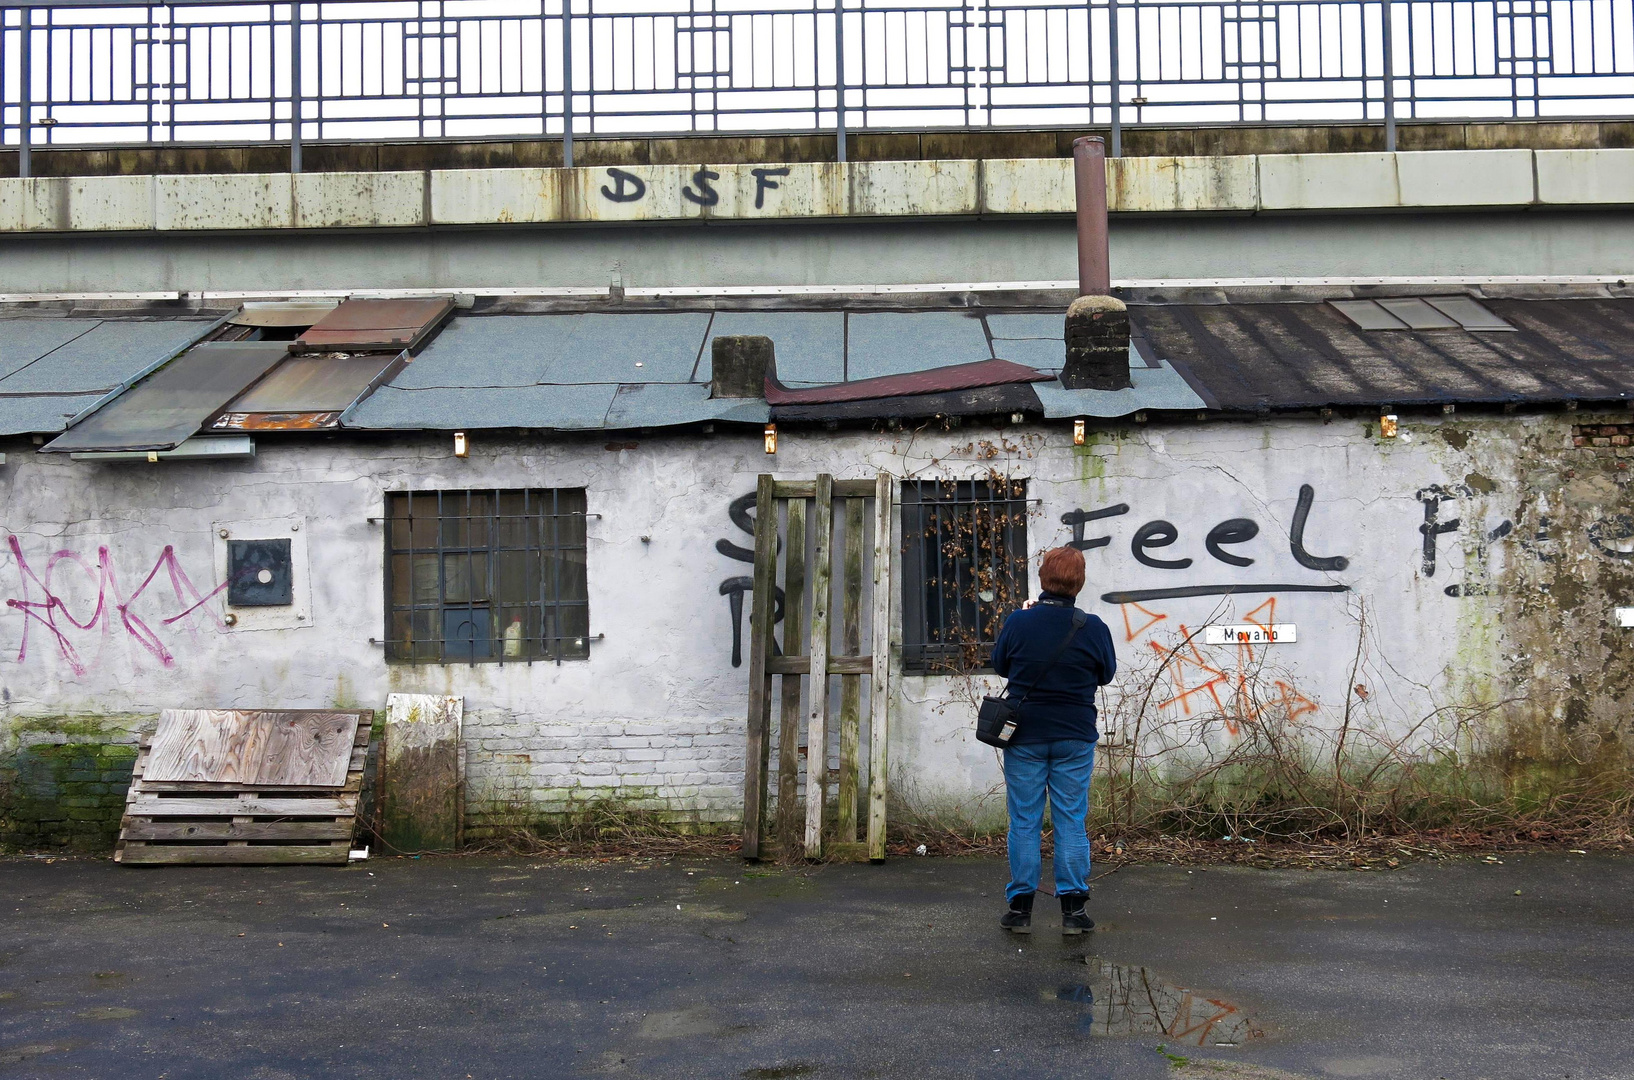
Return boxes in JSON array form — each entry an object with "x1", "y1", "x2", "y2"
[
  {"x1": 226, "y1": 353, "x2": 401, "y2": 413},
  {"x1": 296, "y1": 297, "x2": 455, "y2": 352},
  {"x1": 1425, "y1": 296, "x2": 1516, "y2": 331},
  {"x1": 42, "y1": 342, "x2": 289, "y2": 453},
  {"x1": 0, "y1": 393, "x2": 110, "y2": 436},
  {"x1": 344, "y1": 383, "x2": 619, "y2": 430},
  {"x1": 1329, "y1": 300, "x2": 1409, "y2": 331},
  {"x1": 706, "y1": 312, "x2": 844, "y2": 384},
  {"x1": 604, "y1": 382, "x2": 769, "y2": 428},
  {"x1": 0, "y1": 320, "x2": 213, "y2": 394},
  {"x1": 846, "y1": 313, "x2": 992, "y2": 380},
  {"x1": 0, "y1": 319, "x2": 104, "y2": 381},
  {"x1": 1377, "y1": 298, "x2": 1461, "y2": 330}
]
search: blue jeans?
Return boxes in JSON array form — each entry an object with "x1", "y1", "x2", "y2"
[{"x1": 1003, "y1": 739, "x2": 1096, "y2": 903}]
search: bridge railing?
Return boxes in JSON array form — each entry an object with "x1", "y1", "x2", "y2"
[{"x1": 3, "y1": 0, "x2": 1632, "y2": 175}]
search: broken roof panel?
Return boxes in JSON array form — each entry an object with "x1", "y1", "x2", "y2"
[
  {"x1": 295, "y1": 297, "x2": 455, "y2": 352},
  {"x1": 846, "y1": 313, "x2": 992, "y2": 380},
  {"x1": 226, "y1": 352, "x2": 402, "y2": 413},
  {"x1": 0, "y1": 320, "x2": 213, "y2": 395},
  {"x1": 43, "y1": 342, "x2": 289, "y2": 453}
]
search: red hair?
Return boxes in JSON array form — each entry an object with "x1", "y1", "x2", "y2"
[{"x1": 1039, "y1": 546, "x2": 1086, "y2": 597}]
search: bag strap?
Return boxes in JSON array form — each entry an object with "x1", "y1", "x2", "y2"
[{"x1": 1010, "y1": 610, "x2": 1089, "y2": 706}]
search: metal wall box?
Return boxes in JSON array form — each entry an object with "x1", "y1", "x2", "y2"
[
  {"x1": 228, "y1": 538, "x2": 295, "y2": 607},
  {"x1": 294, "y1": 298, "x2": 456, "y2": 353}
]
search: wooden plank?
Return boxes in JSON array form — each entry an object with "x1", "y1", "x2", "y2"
[
  {"x1": 128, "y1": 795, "x2": 356, "y2": 817},
  {"x1": 144, "y1": 709, "x2": 267, "y2": 784},
  {"x1": 803, "y1": 473, "x2": 833, "y2": 859},
  {"x1": 116, "y1": 845, "x2": 350, "y2": 866},
  {"x1": 122, "y1": 819, "x2": 354, "y2": 841},
  {"x1": 381, "y1": 694, "x2": 462, "y2": 854},
  {"x1": 740, "y1": 473, "x2": 779, "y2": 861},
  {"x1": 766, "y1": 654, "x2": 871, "y2": 676},
  {"x1": 774, "y1": 496, "x2": 807, "y2": 856},
  {"x1": 868, "y1": 471, "x2": 894, "y2": 863},
  {"x1": 256, "y1": 712, "x2": 360, "y2": 786},
  {"x1": 773, "y1": 479, "x2": 876, "y2": 500},
  {"x1": 838, "y1": 495, "x2": 865, "y2": 845}
]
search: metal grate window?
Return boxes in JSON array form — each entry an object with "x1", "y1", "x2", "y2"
[
  {"x1": 901, "y1": 478, "x2": 1029, "y2": 675},
  {"x1": 384, "y1": 489, "x2": 590, "y2": 664}
]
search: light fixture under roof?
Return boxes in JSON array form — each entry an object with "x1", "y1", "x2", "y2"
[{"x1": 1329, "y1": 296, "x2": 1516, "y2": 332}]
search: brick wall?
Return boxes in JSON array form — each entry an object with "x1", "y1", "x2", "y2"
[
  {"x1": 0, "y1": 742, "x2": 137, "y2": 851},
  {"x1": 461, "y1": 711, "x2": 745, "y2": 838}
]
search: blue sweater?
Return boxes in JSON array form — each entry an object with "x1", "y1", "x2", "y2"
[{"x1": 990, "y1": 592, "x2": 1117, "y2": 745}]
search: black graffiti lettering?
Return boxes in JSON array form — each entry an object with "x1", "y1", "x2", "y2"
[
  {"x1": 751, "y1": 166, "x2": 792, "y2": 209},
  {"x1": 600, "y1": 168, "x2": 647, "y2": 202},
  {"x1": 718, "y1": 577, "x2": 787, "y2": 668},
  {"x1": 1131, "y1": 520, "x2": 1192, "y2": 570},
  {"x1": 1205, "y1": 518, "x2": 1259, "y2": 567},
  {"x1": 1061, "y1": 503, "x2": 1130, "y2": 551},
  {"x1": 682, "y1": 168, "x2": 721, "y2": 207},
  {"x1": 1414, "y1": 484, "x2": 1469, "y2": 577},
  {"x1": 1290, "y1": 483, "x2": 1351, "y2": 572},
  {"x1": 718, "y1": 490, "x2": 786, "y2": 666},
  {"x1": 1588, "y1": 513, "x2": 1634, "y2": 560}
]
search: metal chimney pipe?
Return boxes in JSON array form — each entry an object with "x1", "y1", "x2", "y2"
[{"x1": 1072, "y1": 135, "x2": 1110, "y2": 295}]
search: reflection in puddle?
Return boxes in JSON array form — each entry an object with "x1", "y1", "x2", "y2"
[{"x1": 1056, "y1": 958, "x2": 1263, "y2": 1046}]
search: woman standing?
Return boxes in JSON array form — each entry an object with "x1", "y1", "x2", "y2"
[{"x1": 990, "y1": 546, "x2": 1117, "y2": 935}]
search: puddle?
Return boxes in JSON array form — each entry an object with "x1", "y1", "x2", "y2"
[
  {"x1": 742, "y1": 1066, "x2": 815, "y2": 1079},
  {"x1": 1051, "y1": 958, "x2": 1262, "y2": 1047},
  {"x1": 0, "y1": 1043, "x2": 72, "y2": 1065}
]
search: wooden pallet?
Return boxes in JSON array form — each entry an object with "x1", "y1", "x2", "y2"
[{"x1": 115, "y1": 711, "x2": 372, "y2": 866}]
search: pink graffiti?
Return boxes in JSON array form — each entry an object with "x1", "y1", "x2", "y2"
[{"x1": 5, "y1": 535, "x2": 229, "y2": 675}]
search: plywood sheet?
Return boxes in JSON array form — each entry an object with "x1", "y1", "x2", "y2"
[
  {"x1": 381, "y1": 694, "x2": 463, "y2": 854},
  {"x1": 145, "y1": 709, "x2": 360, "y2": 787}
]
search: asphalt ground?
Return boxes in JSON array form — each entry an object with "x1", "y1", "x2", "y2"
[{"x1": 1, "y1": 852, "x2": 1629, "y2": 1080}]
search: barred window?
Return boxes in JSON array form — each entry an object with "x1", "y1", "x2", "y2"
[
  {"x1": 385, "y1": 489, "x2": 589, "y2": 663},
  {"x1": 900, "y1": 478, "x2": 1029, "y2": 674}
]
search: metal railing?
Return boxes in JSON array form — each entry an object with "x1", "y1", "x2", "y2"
[{"x1": 3, "y1": 0, "x2": 1632, "y2": 176}]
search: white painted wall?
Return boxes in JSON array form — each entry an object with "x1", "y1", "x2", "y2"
[{"x1": 0, "y1": 412, "x2": 1608, "y2": 826}]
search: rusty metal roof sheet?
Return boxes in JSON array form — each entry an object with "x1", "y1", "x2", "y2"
[
  {"x1": 765, "y1": 358, "x2": 1051, "y2": 406},
  {"x1": 43, "y1": 342, "x2": 289, "y2": 452},
  {"x1": 1130, "y1": 298, "x2": 1634, "y2": 411},
  {"x1": 225, "y1": 352, "x2": 403, "y2": 414},
  {"x1": 295, "y1": 297, "x2": 455, "y2": 352}
]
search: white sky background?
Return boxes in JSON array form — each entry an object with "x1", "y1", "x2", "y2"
[{"x1": 1, "y1": 0, "x2": 1632, "y2": 146}]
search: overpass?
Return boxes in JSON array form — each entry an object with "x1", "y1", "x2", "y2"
[{"x1": 4, "y1": 127, "x2": 1634, "y2": 294}]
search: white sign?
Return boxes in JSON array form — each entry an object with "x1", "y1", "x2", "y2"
[
  {"x1": 1204, "y1": 623, "x2": 1298, "y2": 645},
  {"x1": 1617, "y1": 608, "x2": 1634, "y2": 628}
]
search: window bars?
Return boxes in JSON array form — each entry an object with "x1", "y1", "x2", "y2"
[
  {"x1": 384, "y1": 488, "x2": 590, "y2": 665},
  {"x1": 2, "y1": 0, "x2": 1632, "y2": 175},
  {"x1": 900, "y1": 477, "x2": 1028, "y2": 674}
]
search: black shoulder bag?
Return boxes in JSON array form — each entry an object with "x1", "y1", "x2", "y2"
[{"x1": 976, "y1": 610, "x2": 1089, "y2": 748}]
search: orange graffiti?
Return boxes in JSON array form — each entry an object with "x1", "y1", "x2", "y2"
[
  {"x1": 1119, "y1": 601, "x2": 1168, "y2": 643},
  {"x1": 1149, "y1": 625, "x2": 1229, "y2": 716}
]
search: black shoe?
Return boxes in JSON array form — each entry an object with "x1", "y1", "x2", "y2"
[
  {"x1": 1060, "y1": 892, "x2": 1094, "y2": 935},
  {"x1": 1000, "y1": 893, "x2": 1034, "y2": 934}
]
